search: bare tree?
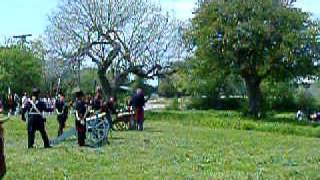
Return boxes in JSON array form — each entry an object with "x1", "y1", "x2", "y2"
[{"x1": 46, "y1": 0, "x2": 185, "y2": 97}]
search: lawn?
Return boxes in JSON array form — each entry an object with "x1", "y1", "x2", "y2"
[{"x1": 2, "y1": 110, "x2": 320, "y2": 179}]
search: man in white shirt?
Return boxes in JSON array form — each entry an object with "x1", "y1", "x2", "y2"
[{"x1": 21, "y1": 92, "x2": 28, "y2": 109}]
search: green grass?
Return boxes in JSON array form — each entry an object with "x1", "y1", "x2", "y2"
[
  {"x1": 148, "y1": 110, "x2": 320, "y2": 138},
  {"x1": 2, "y1": 110, "x2": 320, "y2": 179}
]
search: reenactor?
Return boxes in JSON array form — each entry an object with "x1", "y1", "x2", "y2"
[
  {"x1": 132, "y1": 88, "x2": 146, "y2": 131},
  {"x1": 23, "y1": 87, "x2": 51, "y2": 148},
  {"x1": 73, "y1": 88, "x2": 87, "y2": 146},
  {"x1": 92, "y1": 86, "x2": 103, "y2": 112},
  {"x1": 55, "y1": 94, "x2": 68, "y2": 136}
]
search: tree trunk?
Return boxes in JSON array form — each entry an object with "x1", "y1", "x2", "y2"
[
  {"x1": 97, "y1": 67, "x2": 111, "y2": 98},
  {"x1": 244, "y1": 76, "x2": 262, "y2": 118}
]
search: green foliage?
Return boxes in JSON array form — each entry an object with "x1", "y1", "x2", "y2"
[
  {"x1": 0, "y1": 46, "x2": 43, "y2": 96},
  {"x1": 178, "y1": 58, "x2": 246, "y2": 99},
  {"x1": 158, "y1": 77, "x2": 178, "y2": 97},
  {"x1": 186, "y1": 96, "x2": 242, "y2": 110},
  {"x1": 166, "y1": 97, "x2": 180, "y2": 110},
  {"x1": 262, "y1": 81, "x2": 297, "y2": 111},
  {"x1": 294, "y1": 88, "x2": 318, "y2": 110},
  {"x1": 188, "y1": 0, "x2": 320, "y2": 115},
  {"x1": 130, "y1": 76, "x2": 156, "y2": 98},
  {"x1": 130, "y1": 75, "x2": 144, "y2": 91},
  {"x1": 178, "y1": 57, "x2": 222, "y2": 98},
  {"x1": 186, "y1": 96, "x2": 216, "y2": 110},
  {"x1": 191, "y1": 0, "x2": 319, "y2": 79},
  {"x1": 79, "y1": 68, "x2": 99, "y2": 94}
]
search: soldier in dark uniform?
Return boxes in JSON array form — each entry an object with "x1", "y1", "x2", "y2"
[
  {"x1": 132, "y1": 88, "x2": 146, "y2": 131},
  {"x1": 74, "y1": 88, "x2": 87, "y2": 146},
  {"x1": 92, "y1": 86, "x2": 103, "y2": 112},
  {"x1": 104, "y1": 96, "x2": 116, "y2": 130},
  {"x1": 55, "y1": 95, "x2": 68, "y2": 136},
  {"x1": 24, "y1": 88, "x2": 51, "y2": 148}
]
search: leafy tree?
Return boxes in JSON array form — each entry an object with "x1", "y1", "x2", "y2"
[
  {"x1": 188, "y1": 0, "x2": 320, "y2": 116},
  {"x1": 46, "y1": 0, "x2": 184, "y2": 98},
  {"x1": 158, "y1": 77, "x2": 177, "y2": 97},
  {"x1": 79, "y1": 67, "x2": 99, "y2": 94},
  {"x1": 0, "y1": 46, "x2": 43, "y2": 96},
  {"x1": 261, "y1": 80, "x2": 297, "y2": 111}
]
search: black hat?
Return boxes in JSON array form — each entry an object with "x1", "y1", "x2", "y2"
[{"x1": 32, "y1": 87, "x2": 40, "y2": 96}]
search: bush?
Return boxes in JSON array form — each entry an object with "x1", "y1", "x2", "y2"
[
  {"x1": 294, "y1": 88, "x2": 318, "y2": 110},
  {"x1": 261, "y1": 81, "x2": 297, "y2": 111},
  {"x1": 166, "y1": 97, "x2": 180, "y2": 110},
  {"x1": 158, "y1": 78, "x2": 177, "y2": 98},
  {"x1": 186, "y1": 96, "x2": 242, "y2": 110},
  {"x1": 186, "y1": 96, "x2": 211, "y2": 110}
]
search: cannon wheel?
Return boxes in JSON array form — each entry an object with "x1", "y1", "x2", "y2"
[
  {"x1": 87, "y1": 119, "x2": 110, "y2": 145},
  {"x1": 113, "y1": 120, "x2": 129, "y2": 131}
]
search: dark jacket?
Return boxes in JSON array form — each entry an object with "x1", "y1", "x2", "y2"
[{"x1": 132, "y1": 93, "x2": 145, "y2": 108}]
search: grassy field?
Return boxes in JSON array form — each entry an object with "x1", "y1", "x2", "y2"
[{"x1": 2, "y1": 110, "x2": 320, "y2": 179}]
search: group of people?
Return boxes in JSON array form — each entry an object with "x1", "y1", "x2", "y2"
[
  {"x1": 15, "y1": 86, "x2": 146, "y2": 148},
  {"x1": 0, "y1": 85, "x2": 147, "y2": 178},
  {"x1": 73, "y1": 87, "x2": 146, "y2": 146},
  {"x1": 0, "y1": 85, "x2": 147, "y2": 179},
  {"x1": 296, "y1": 109, "x2": 320, "y2": 122},
  {"x1": 1, "y1": 92, "x2": 58, "y2": 116}
]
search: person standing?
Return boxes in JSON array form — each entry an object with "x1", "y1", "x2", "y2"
[
  {"x1": 24, "y1": 88, "x2": 51, "y2": 148},
  {"x1": 132, "y1": 88, "x2": 146, "y2": 131},
  {"x1": 92, "y1": 86, "x2": 103, "y2": 112},
  {"x1": 74, "y1": 89, "x2": 87, "y2": 147},
  {"x1": 21, "y1": 92, "x2": 28, "y2": 110},
  {"x1": 55, "y1": 95, "x2": 69, "y2": 136},
  {"x1": 0, "y1": 106, "x2": 7, "y2": 178},
  {"x1": 104, "y1": 96, "x2": 116, "y2": 130}
]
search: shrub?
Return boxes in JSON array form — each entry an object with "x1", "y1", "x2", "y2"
[
  {"x1": 294, "y1": 88, "x2": 318, "y2": 110},
  {"x1": 166, "y1": 97, "x2": 180, "y2": 110},
  {"x1": 186, "y1": 96, "x2": 242, "y2": 110}
]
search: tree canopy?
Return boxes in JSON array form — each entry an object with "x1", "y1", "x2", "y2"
[
  {"x1": 188, "y1": 0, "x2": 320, "y2": 116},
  {"x1": 46, "y1": 0, "x2": 185, "y2": 97},
  {"x1": 0, "y1": 46, "x2": 43, "y2": 96}
]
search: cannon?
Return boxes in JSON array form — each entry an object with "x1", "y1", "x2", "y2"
[
  {"x1": 113, "y1": 111, "x2": 136, "y2": 131},
  {"x1": 85, "y1": 112, "x2": 110, "y2": 145},
  {"x1": 51, "y1": 112, "x2": 111, "y2": 147}
]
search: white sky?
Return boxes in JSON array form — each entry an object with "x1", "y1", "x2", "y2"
[{"x1": 0, "y1": 0, "x2": 319, "y2": 40}]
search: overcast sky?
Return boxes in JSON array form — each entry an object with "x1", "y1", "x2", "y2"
[{"x1": 0, "y1": 0, "x2": 319, "y2": 40}]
